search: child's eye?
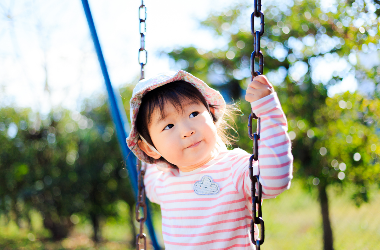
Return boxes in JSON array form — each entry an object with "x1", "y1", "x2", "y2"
[
  {"x1": 189, "y1": 111, "x2": 199, "y2": 118},
  {"x1": 163, "y1": 124, "x2": 174, "y2": 130}
]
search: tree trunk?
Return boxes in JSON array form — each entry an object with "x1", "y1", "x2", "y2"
[
  {"x1": 43, "y1": 213, "x2": 73, "y2": 241},
  {"x1": 129, "y1": 204, "x2": 137, "y2": 246},
  {"x1": 11, "y1": 198, "x2": 22, "y2": 228},
  {"x1": 90, "y1": 213, "x2": 102, "y2": 243},
  {"x1": 318, "y1": 184, "x2": 334, "y2": 250},
  {"x1": 26, "y1": 210, "x2": 33, "y2": 231}
]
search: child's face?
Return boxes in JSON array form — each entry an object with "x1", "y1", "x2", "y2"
[{"x1": 143, "y1": 99, "x2": 218, "y2": 170}]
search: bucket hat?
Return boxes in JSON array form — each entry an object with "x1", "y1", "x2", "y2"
[{"x1": 126, "y1": 70, "x2": 226, "y2": 170}]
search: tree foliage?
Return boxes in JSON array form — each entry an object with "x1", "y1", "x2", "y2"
[
  {"x1": 0, "y1": 87, "x2": 136, "y2": 242},
  {"x1": 167, "y1": 0, "x2": 380, "y2": 200}
]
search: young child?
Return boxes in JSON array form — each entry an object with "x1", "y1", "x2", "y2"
[{"x1": 126, "y1": 70, "x2": 293, "y2": 249}]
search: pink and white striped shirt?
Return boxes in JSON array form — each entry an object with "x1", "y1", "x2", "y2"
[{"x1": 144, "y1": 93, "x2": 293, "y2": 249}]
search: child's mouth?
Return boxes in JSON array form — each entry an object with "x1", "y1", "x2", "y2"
[{"x1": 187, "y1": 141, "x2": 201, "y2": 148}]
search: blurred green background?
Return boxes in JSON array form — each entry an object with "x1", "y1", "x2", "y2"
[{"x1": 1, "y1": 0, "x2": 380, "y2": 249}]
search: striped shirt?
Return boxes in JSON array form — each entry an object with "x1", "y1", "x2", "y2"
[{"x1": 144, "y1": 93, "x2": 293, "y2": 249}]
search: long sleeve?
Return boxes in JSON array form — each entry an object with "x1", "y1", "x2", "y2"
[
  {"x1": 244, "y1": 92, "x2": 293, "y2": 199},
  {"x1": 143, "y1": 163, "x2": 163, "y2": 204}
]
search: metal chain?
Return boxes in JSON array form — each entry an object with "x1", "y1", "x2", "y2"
[
  {"x1": 135, "y1": 159, "x2": 147, "y2": 250},
  {"x1": 138, "y1": 0, "x2": 147, "y2": 80},
  {"x1": 250, "y1": 0, "x2": 264, "y2": 79},
  {"x1": 136, "y1": 0, "x2": 148, "y2": 250},
  {"x1": 136, "y1": 2, "x2": 148, "y2": 249},
  {"x1": 248, "y1": 114, "x2": 265, "y2": 249},
  {"x1": 249, "y1": 0, "x2": 265, "y2": 249}
]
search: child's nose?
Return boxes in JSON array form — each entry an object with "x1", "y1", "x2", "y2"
[{"x1": 182, "y1": 129, "x2": 195, "y2": 138}]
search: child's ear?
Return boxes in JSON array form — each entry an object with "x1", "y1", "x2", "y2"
[
  {"x1": 208, "y1": 106, "x2": 218, "y2": 123},
  {"x1": 209, "y1": 106, "x2": 215, "y2": 115},
  {"x1": 137, "y1": 139, "x2": 161, "y2": 159}
]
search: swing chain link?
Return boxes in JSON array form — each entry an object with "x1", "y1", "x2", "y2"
[
  {"x1": 250, "y1": 0, "x2": 264, "y2": 79},
  {"x1": 248, "y1": 0, "x2": 265, "y2": 248},
  {"x1": 138, "y1": 0, "x2": 147, "y2": 80},
  {"x1": 136, "y1": 2, "x2": 148, "y2": 249},
  {"x1": 135, "y1": 159, "x2": 147, "y2": 250},
  {"x1": 248, "y1": 114, "x2": 265, "y2": 249}
]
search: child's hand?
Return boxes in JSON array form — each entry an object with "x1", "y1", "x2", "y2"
[{"x1": 245, "y1": 75, "x2": 274, "y2": 103}]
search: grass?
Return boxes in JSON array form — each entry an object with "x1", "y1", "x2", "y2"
[
  {"x1": 0, "y1": 180, "x2": 379, "y2": 249},
  {"x1": 258, "y1": 181, "x2": 380, "y2": 250}
]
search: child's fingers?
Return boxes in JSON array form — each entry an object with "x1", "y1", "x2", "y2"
[
  {"x1": 246, "y1": 86, "x2": 263, "y2": 95},
  {"x1": 245, "y1": 74, "x2": 274, "y2": 103},
  {"x1": 246, "y1": 87, "x2": 270, "y2": 98},
  {"x1": 245, "y1": 87, "x2": 271, "y2": 102},
  {"x1": 252, "y1": 75, "x2": 273, "y2": 89},
  {"x1": 248, "y1": 80, "x2": 270, "y2": 90},
  {"x1": 245, "y1": 93, "x2": 256, "y2": 102}
]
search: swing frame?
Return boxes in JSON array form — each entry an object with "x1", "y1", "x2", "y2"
[{"x1": 81, "y1": 1, "x2": 161, "y2": 249}]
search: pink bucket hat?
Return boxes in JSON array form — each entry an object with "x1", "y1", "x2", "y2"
[{"x1": 126, "y1": 70, "x2": 226, "y2": 169}]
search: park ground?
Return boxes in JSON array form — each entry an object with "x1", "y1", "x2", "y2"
[{"x1": 0, "y1": 180, "x2": 379, "y2": 250}]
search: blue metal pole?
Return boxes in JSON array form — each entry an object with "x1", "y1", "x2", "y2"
[{"x1": 80, "y1": 1, "x2": 160, "y2": 249}]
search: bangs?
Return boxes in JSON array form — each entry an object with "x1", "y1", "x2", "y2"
[
  {"x1": 147, "y1": 95, "x2": 202, "y2": 125},
  {"x1": 142, "y1": 81, "x2": 211, "y2": 126},
  {"x1": 135, "y1": 81, "x2": 216, "y2": 151}
]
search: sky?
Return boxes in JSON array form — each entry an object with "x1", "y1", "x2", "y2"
[
  {"x1": 0, "y1": 0, "x2": 376, "y2": 115},
  {"x1": 0, "y1": 0, "x2": 232, "y2": 114}
]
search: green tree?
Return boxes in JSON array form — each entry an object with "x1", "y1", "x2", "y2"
[
  {"x1": 166, "y1": 0, "x2": 380, "y2": 249},
  {"x1": 0, "y1": 107, "x2": 86, "y2": 240},
  {"x1": 0, "y1": 107, "x2": 35, "y2": 229},
  {"x1": 74, "y1": 93, "x2": 136, "y2": 243},
  {"x1": 0, "y1": 91, "x2": 137, "y2": 243}
]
